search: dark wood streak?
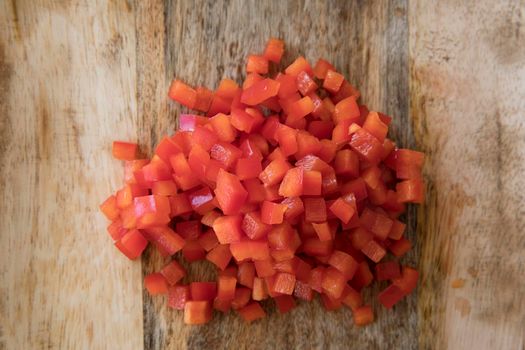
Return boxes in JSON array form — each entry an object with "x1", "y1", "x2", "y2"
[{"x1": 134, "y1": 0, "x2": 415, "y2": 349}]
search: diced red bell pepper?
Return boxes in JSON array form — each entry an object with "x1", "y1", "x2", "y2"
[
  {"x1": 272, "y1": 272, "x2": 296, "y2": 295},
  {"x1": 231, "y1": 287, "x2": 252, "y2": 309},
  {"x1": 285, "y1": 56, "x2": 313, "y2": 77},
  {"x1": 350, "y1": 261, "x2": 374, "y2": 291},
  {"x1": 303, "y1": 197, "x2": 327, "y2": 223},
  {"x1": 321, "y1": 266, "x2": 346, "y2": 299},
  {"x1": 215, "y1": 169, "x2": 248, "y2": 215},
  {"x1": 192, "y1": 125, "x2": 219, "y2": 151},
  {"x1": 184, "y1": 301, "x2": 212, "y2": 325},
  {"x1": 161, "y1": 260, "x2": 186, "y2": 285},
  {"x1": 230, "y1": 240, "x2": 270, "y2": 261},
  {"x1": 261, "y1": 201, "x2": 288, "y2": 225},
  {"x1": 294, "y1": 280, "x2": 314, "y2": 301},
  {"x1": 363, "y1": 111, "x2": 388, "y2": 142},
  {"x1": 100, "y1": 195, "x2": 120, "y2": 221},
  {"x1": 393, "y1": 266, "x2": 418, "y2": 295},
  {"x1": 252, "y1": 277, "x2": 268, "y2": 300},
  {"x1": 190, "y1": 282, "x2": 217, "y2": 301},
  {"x1": 334, "y1": 149, "x2": 359, "y2": 178},
  {"x1": 144, "y1": 226, "x2": 185, "y2": 255},
  {"x1": 168, "y1": 80, "x2": 197, "y2": 109},
  {"x1": 328, "y1": 250, "x2": 358, "y2": 280},
  {"x1": 388, "y1": 220, "x2": 406, "y2": 240},
  {"x1": 388, "y1": 237, "x2": 412, "y2": 257},
  {"x1": 281, "y1": 197, "x2": 304, "y2": 220},
  {"x1": 361, "y1": 240, "x2": 387, "y2": 263},
  {"x1": 396, "y1": 178, "x2": 425, "y2": 203},
  {"x1": 278, "y1": 167, "x2": 304, "y2": 197},
  {"x1": 235, "y1": 157, "x2": 263, "y2": 180},
  {"x1": 237, "y1": 302, "x2": 266, "y2": 322},
  {"x1": 182, "y1": 241, "x2": 206, "y2": 262},
  {"x1": 302, "y1": 238, "x2": 333, "y2": 257},
  {"x1": 274, "y1": 295, "x2": 296, "y2": 314},
  {"x1": 209, "y1": 113, "x2": 237, "y2": 143},
  {"x1": 263, "y1": 38, "x2": 284, "y2": 63},
  {"x1": 353, "y1": 305, "x2": 374, "y2": 326},
  {"x1": 112, "y1": 141, "x2": 138, "y2": 161},
  {"x1": 197, "y1": 228, "x2": 219, "y2": 251},
  {"x1": 144, "y1": 273, "x2": 169, "y2": 295},
  {"x1": 332, "y1": 80, "x2": 360, "y2": 103},
  {"x1": 259, "y1": 158, "x2": 291, "y2": 186},
  {"x1": 175, "y1": 220, "x2": 201, "y2": 241},
  {"x1": 349, "y1": 127, "x2": 383, "y2": 164},
  {"x1": 246, "y1": 55, "x2": 269, "y2": 74},
  {"x1": 237, "y1": 262, "x2": 256, "y2": 288},
  {"x1": 312, "y1": 222, "x2": 332, "y2": 242},
  {"x1": 254, "y1": 258, "x2": 276, "y2": 278},
  {"x1": 341, "y1": 285, "x2": 363, "y2": 311},
  {"x1": 375, "y1": 261, "x2": 401, "y2": 281},
  {"x1": 313, "y1": 58, "x2": 335, "y2": 79},
  {"x1": 321, "y1": 293, "x2": 343, "y2": 311},
  {"x1": 216, "y1": 79, "x2": 240, "y2": 99},
  {"x1": 360, "y1": 207, "x2": 394, "y2": 241},
  {"x1": 187, "y1": 187, "x2": 216, "y2": 215},
  {"x1": 396, "y1": 149, "x2": 424, "y2": 179},
  {"x1": 378, "y1": 284, "x2": 405, "y2": 309},
  {"x1": 117, "y1": 230, "x2": 148, "y2": 260},
  {"x1": 241, "y1": 79, "x2": 280, "y2": 106},
  {"x1": 169, "y1": 192, "x2": 192, "y2": 217},
  {"x1": 170, "y1": 153, "x2": 200, "y2": 191},
  {"x1": 206, "y1": 244, "x2": 232, "y2": 270},
  {"x1": 107, "y1": 220, "x2": 127, "y2": 241},
  {"x1": 168, "y1": 285, "x2": 190, "y2": 310},
  {"x1": 242, "y1": 211, "x2": 271, "y2": 240},
  {"x1": 296, "y1": 71, "x2": 318, "y2": 96},
  {"x1": 287, "y1": 96, "x2": 314, "y2": 123},
  {"x1": 333, "y1": 96, "x2": 360, "y2": 124},
  {"x1": 194, "y1": 86, "x2": 214, "y2": 112},
  {"x1": 213, "y1": 215, "x2": 244, "y2": 244},
  {"x1": 323, "y1": 70, "x2": 344, "y2": 93},
  {"x1": 329, "y1": 197, "x2": 356, "y2": 224},
  {"x1": 151, "y1": 180, "x2": 178, "y2": 196}
]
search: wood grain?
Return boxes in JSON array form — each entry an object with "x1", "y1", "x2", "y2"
[
  {"x1": 137, "y1": 0, "x2": 416, "y2": 349},
  {"x1": 0, "y1": 1, "x2": 143, "y2": 348},
  {"x1": 409, "y1": 0, "x2": 525, "y2": 349}
]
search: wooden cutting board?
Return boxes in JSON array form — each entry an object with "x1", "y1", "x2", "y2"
[{"x1": 1, "y1": 1, "x2": 524, "y2": 349}]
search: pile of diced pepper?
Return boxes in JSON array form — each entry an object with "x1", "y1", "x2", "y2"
[{"x1": 100, "y1": 38, "x2": 424, "y2": 326}]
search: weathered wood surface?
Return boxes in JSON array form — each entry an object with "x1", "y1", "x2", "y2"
[{"x1": 0, "y1": 0, "x2": 523, "y2": 349}]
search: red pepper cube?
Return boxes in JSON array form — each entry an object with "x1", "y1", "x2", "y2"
[
  {"x1": 361, "y1": 166, "x2": 382, "y2": 191},
  {"x1": 175, "y1": 220, "x2": 201, "y2": 241},
  {"x1": 206, "y1": 244, "x2": 232, "y2": 270},
  {"x1": 237, "y1": 262, "x2": 256, "y2": 289},
  {"x1": 349, "y1": 127, "x2": 383, "y2": 164},
  {"x1": 331, "y1": 120, "x2": 353, "y2": 146},
  {"x1": 100, "y1": 195, "x2": 119, "y2": 221},
  {"x1": 375, "y1": 261, "x2": 401, "y2": 281},
  {"x1": 116, "y1": 229, "x2": 148, "y2": 260},
  {"x1": 259, "y1": 158, "x2": 291, "y2": 186},
  {"x1": 388, "y1": 220, "x2": 406, "y2": 240},
  {"x1": 170, "y1": 153, "x2": 200, "y2": 191},
  {"x1": 182, "y1": 241, "x2": 206, "y2": 262},
  {"x1": 396, "y1": 149, "x2": 425, "y2": 179},
  {"x1": 169, "y1": 193, "x2": 192, "y2": 217},
  {"x1": 215, "y1": 169, "x2": 248, "y2": 215},
  {"x1": 243, "y1": 178, "x2": 266, "y2": 204},
  {"x1": 275, "y1": 73, "x2": 298, "y2": 99},
  {"x1": 194, "y1": 86, "x2": 214, "y2": 112},
  {"x1": 193, "y1": 125, "x2": 219, "y2": 151},
  {"x1": 361, "y1": 240, "x2": 387, "y2": 263},
  {"x1": 252, "y1": 277, "x2": 268, "y2": 300},
  {"x1": 187, "y1": 187, "x2": 215, "y2": 215},
  {"x1": 184, "y1": 301, "x2": 212, "y2": 325},
  {"x1": 168, "y1": 79, "x2": 197, "y2": 109},
  {"x1": 378, "y1": 284, "x2": 405, "y2": 309},
  {"x1": 208, "y1": 113, "x2": 237, "y2": 143},
  {"x1": 360, "y1": 207, "x2": 394, "y2": 240},
  {"x1": 241, "y1": 78, "x2": 280, "y2": 106},
  {"x1": 285, "y1": 56, "x2": 313, "y2": 77},
  {"x1": 145, "y1": 226, "x2": 185, "y2": 255},
  {"x1": 278, "y1": 167, "x2": 304, "y2": 197},
  {"x1": 393, "y1": 266, "x2": 419, "y2": 295},
  {"x1": 294, "y1": 280, "x2": 314, "y2": 301},
  {"x1": 210, "y1": 142, "x2": 242, "y2": 170},
  {"x1": 389, "y1": 237, "x2": 412, "y2": 257},
  {"x1": 216, "y1": 78, "x2": 240, "y2": 99},
  {"x1": 351, "y1": 261, "x2": 374, "y2": 291},
  {"x1": 155, "y1": 137, "x2": 182, "y2": 164},
  {"x1": 321, "y1": 267, "x2": 346, "y2": 299},
  {"x1": 178, "y1": 114, "x2": 207, "y2": 132},
  {"x1": 235, "y1": 157, "x2": 262, "y2": 181},
  {"x1": 144, "y1": 273, "x2": 168, "y2": 295},
  {"x1": 254, "y1": 259, "x2": 276, "y2": 278},
  {"x1": 107, "y1": 220, "x2": 127, "y2": 241},
  {"x1": 237, "y1": 302, "x2": 266, "y2": 323},
  {"x1": 151, "y1": 180, "x2": 178, "y2": 197},
  {"x1": 231, "y1": 287, "x2": 252, "y2": 310},
  {"x1": 321, "y1": 293, "x2": 343, "y2": 311},
  {"x1": 296, "y1": 71, "x2": 318, "y2": 96},
  {"x1": 187, "y1": 145, "x2": 210, "y2": 182},
  {"x1": 323, "y1": 70, "x2": 345, "y2": 93},
  {"x1": 216, "y1": 275, "x2": 237, "y2": 301},
  {"x1": 230, "y1": 240, "x2": 270, "y2": 262},
  {"x1": 341, "y1": 178, "x2": 368, "y2": 201},
  {"x1": 302, "y1": 238, "x2": 333, "y2": 257},
  {"x1": 242, "y1": 211, "x2": 271, "y2": 240},
  {"x1": 329, "y1": 198, "x2": 356, "y2": 224},
  {"x1": 231, "y1": 108, "x2": 257, "y2": 133},
  {"x1": 333, "y1": 96, "x2": 360, "y2": 125},
  {"x1": 287, "y1": 96, "x2": 315, "y2": 124},
  {"x1": 281, "y1": 196, "x2": 304, "y2": 220},
  {"x1": 272, "y1": 272, "x2": 296, "y2": 295},
  {"x1": 261, "y1": 201, "x2": 288, "y2": 225},
  {"x1": 304, "y1": 197, "x2": 327, "y2": 223},
  {"x1": 308, "y1": 266, "x2": 325, "y2": 293},
  {"x1": 300, "y1": 170, "x2": 322, "y2": 196},
  {"x1": 246, "y1": 54, "x2": 269, "y2": 74},
  {"x1": 334, "y1": 149, "x2": 359, "y2": 178},
  {"x1": 112, "y1": 141, "x2": 138, "y2": 161},
  {"x1": 213, "y1": 215, "x2": 243, "y2": 244},
  {"x1": 332, "y1": 80, "x2": 360, "y2": 103},
  {"x1": 313, "y1": 58, "x2": 336, "y2": 79},
  {"x1": 263, "y1": 38, "x2": 284, "y2": 63},
  {"x1": 342, "y1": 286, "x2": 363, "y2": 311},
  {"x1": 328, "y1": 250, "x2": 359, "y2": 280},
  {"x1": 353, "y1": 305, "x2": 374, "y2": 326},
  {"x1": 161, "y1": 260, "x2": 186, "y2": 285},
  {"x1": 363, "y1": 111, "x2": 388, "y2": 142},
  {"x1": 190, "y1": 282, "x2": 217, "y2": 301},
  {"x1": 396, "y1": 178, "x2": 425, "y2": 204},
  {"x1": 124, "y1": 159, "x2": 149, "y2": 184},
  {"x1": 206, "y1": 94, "x2": 231, "y2": 117},
  {"x1": 197, "y1": 228, "x2": 219, "y2": 251},
  {"x1": 312, "y1": 222, "x2": 333, "y2": 242},
  {"x1": 168, "y1": 285, "x2": 190, "y2": 310},
  {"x1": 274, "y1": 295, "x2": 296, "y2": 314}
]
